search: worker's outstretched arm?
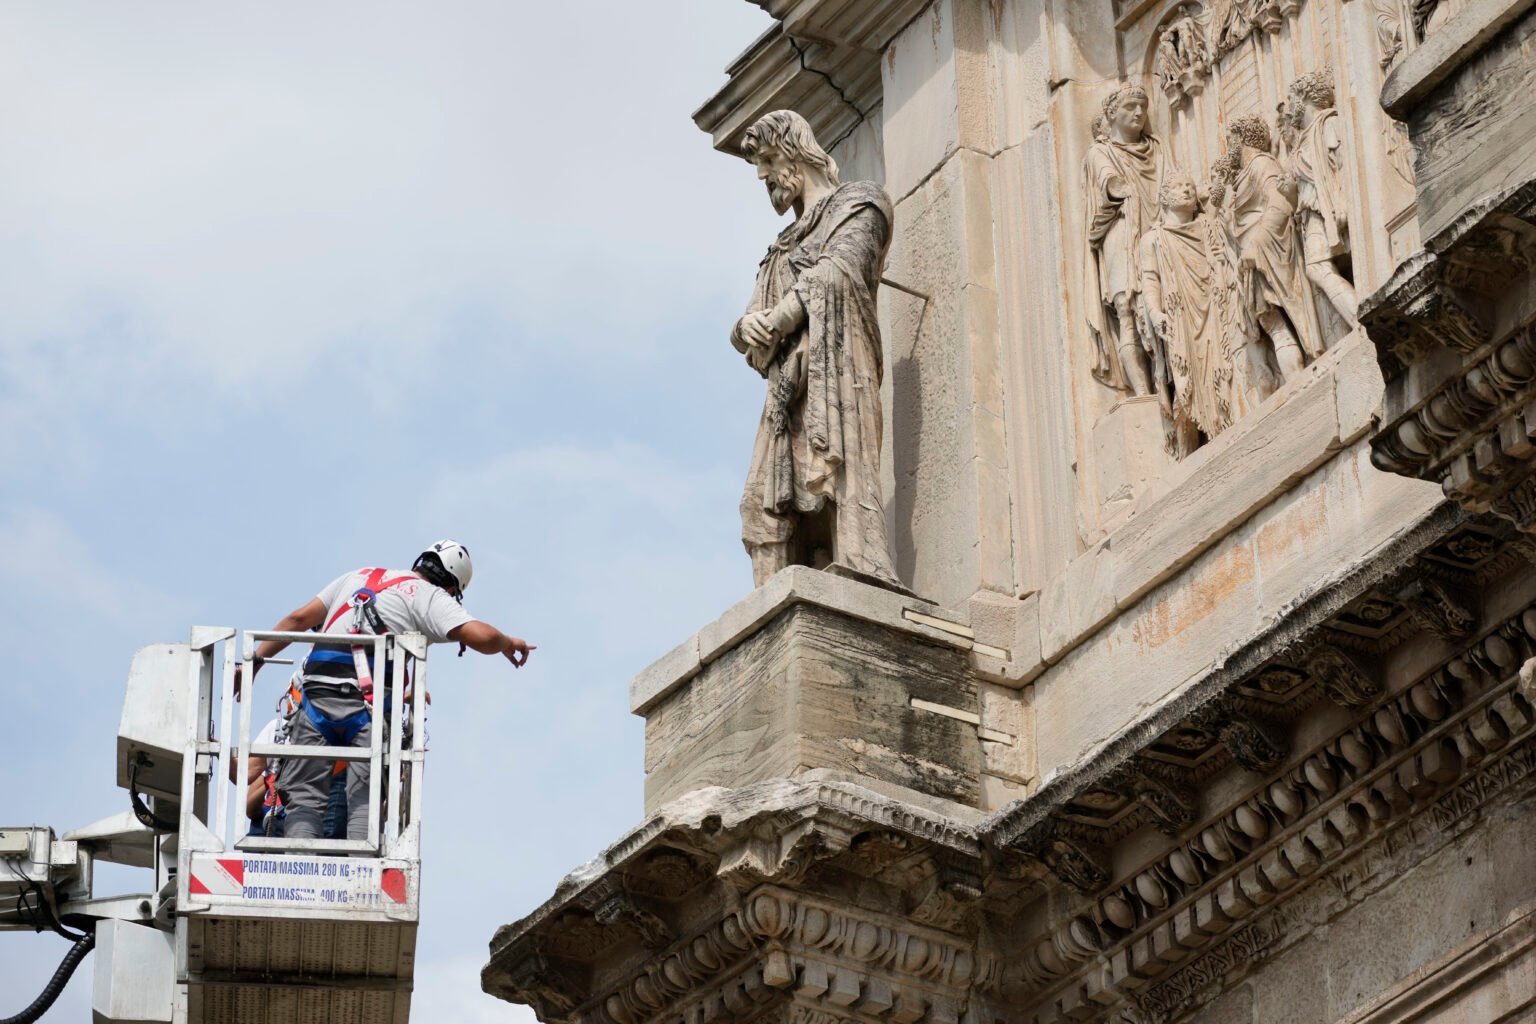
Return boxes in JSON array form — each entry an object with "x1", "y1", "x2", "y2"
[
  {"x1": 235, "y1": 598, "x2": 328, "y2": 696},
  {"x1": 255, "y1": 598, "x2": 328, "y2": 660},
  {"x1": 448, "y1": 620, "x2": 536, "y2": 668}
]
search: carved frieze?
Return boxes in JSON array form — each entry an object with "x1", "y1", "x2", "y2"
[
  {"x1": 1302, "y1": 644, "x2": 1383, "y2": 708},
  {"x1": 1014, "y1": 603, "x2": 1536, "y2": 1023},
  {"x1": 1081, "y1": 11, "x2": 1381, "y2": 468}
]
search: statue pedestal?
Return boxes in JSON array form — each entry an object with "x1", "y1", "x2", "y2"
[
  {"x1": 1089, "y1": 394, "x2": 1177, "y2": 537},
  {"x1": 631, "y1": 567, "x2": 986, "y2": 814}
]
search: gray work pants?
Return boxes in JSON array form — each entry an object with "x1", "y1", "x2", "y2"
[{"x1": 276, "y1": 692, "x2": 372, "y2": 843}]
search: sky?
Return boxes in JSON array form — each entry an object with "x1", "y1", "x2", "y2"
[{"x1": 0, "y1": 2, "x2": 780, "y2": 1019}]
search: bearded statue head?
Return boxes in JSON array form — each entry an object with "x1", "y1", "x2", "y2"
[{"x1": 742, "y1": 110, "x2": 841, "y2": 216}]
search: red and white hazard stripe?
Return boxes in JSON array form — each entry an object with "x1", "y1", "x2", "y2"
[{"x1": 188, "y1": 857, "x2": 245, "y2": 896}]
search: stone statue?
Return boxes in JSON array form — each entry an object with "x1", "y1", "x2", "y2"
[
  {"x1": 1138, "y1": 173, "x2": 1238, "y2": 457},
  {"x1": 730, "y1": 110, "x2": 901, "y2": 588},
  {"x1": 1082, "y1": 84, "x2": 1170, "y2": 397},
  {"x1": 1218, "y1": 113, "x2": 1323, "y2": 396},
  {"x1": 1287, "y1": 68, "x2": 1358, "y2": 326}
]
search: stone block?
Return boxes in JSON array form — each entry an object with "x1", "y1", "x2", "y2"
[
  {"x1": 966, "y1": 589, "x2": 1018, "y2": 654},
  {"x1": 980, "y1": 773, "x2": 1028, "y2": 812},
  {"x1": 1391, "y1": 2, "x2": 1536, "y2": 237},
  {"x1": 989, "y1": 135, "x2": 1079, "y2": 591},
  {"x1": 966, "y1": 590, "x2": 1045, "y2": 687},
  {"x1": 630, "y1": 635, "x2": 701, "y2": 718},
  {"x1": 1091, "y1": 395, "x2": 1180, "y2": 536},
  {"x1": 986, "y1": 0, "x2": 1051, "y2": 149},
  {"x1": 978, "y1": 682, "x2": 1033, "y2": 787},
  {"x1": 1332, "y1": 331, "x2": 1386, "y2": 445},
  {"x1": 1040, "y1": 539, "x2": 1117, "y2": 665},
  {"x1": 639, "y1": 577, "x2": 983, "y2": 812},
  {"x1": 884, "y1": 146, "x2": 1013, "y2": 606},
  {"x1": 882, "y1": 0, "x2": 960, "y2": 202},
  {"x1": 1033, "y1": 532, "x2": 1260, "y2": 774},
  {"x1": 1111, "y1": 367, "x2": 1341, "y2": 611}
]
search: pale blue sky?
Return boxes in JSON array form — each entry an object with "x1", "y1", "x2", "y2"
[{"x1": 0, "y1": 3, "x2": 782, "y2": 1019}]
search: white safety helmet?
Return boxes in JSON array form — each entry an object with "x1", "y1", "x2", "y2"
[{"x1": 415, "y1": 539, "x2": 473, "y2": 594}]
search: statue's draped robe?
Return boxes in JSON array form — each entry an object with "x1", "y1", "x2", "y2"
[
  {"x1": 1292, "y1": 108, "x2": 1347, "y2": 253},
  {"x1": 734, "y1": 181, "x2": 898, "y2": 583},
  {"x1": 1230, "y1": 151, "x2": 1324, "y2": 358},
  {"x1": 1139, "y1": 215, "x2": 1238, "y2": 445},
  {"x1": 1082, "y1": 133, "x2": 1169, "y2": 390}
]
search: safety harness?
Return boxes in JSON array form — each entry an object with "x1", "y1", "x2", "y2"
[{"x1": 296, "y1": 568, "x2": 417, "y2": 744}]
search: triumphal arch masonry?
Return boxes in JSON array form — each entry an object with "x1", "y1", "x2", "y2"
[{"x1": 485, "y1": 2, "x2": 1536, "y2": 1021}]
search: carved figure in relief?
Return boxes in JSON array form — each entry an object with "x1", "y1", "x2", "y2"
[
  {"x1": 1373, "y1": 0, "x2": 1405, "y2": 69},
  {"x1": 1414, "y1": 0, "x2": 1459, "y2": 40},
  {"x1": 1138, "y1": 173, "x2": 1239, "y2": 456},
  {"x1": 1217, "y1": 114, "x2": 1323, "y2": 396},
  {"x1": 1155, "y1": 32, "x2": 1184, "y2": 100},
  {"x1": 1287, "y1": 68, "x2": 1358, "y2": 327},
  {"x1": 1154, "y1": 6, "x2": 1212, "y2": 104},
  {"x1": 1275, "y1": 98, "x2": 1299, "y2": 163},
  {"x1": 1082, "y1": 84, "x2": 1170, "y2": 397},
  {"x1": 1210, "y1": 0, "x2": 1255, "y2": 53},
  {"x1": 1171, "y1": 7, "x2": 1211, "y2": 71},
  {"x1": 730, "y1": 110, "x2": 900, "y2": 588}
]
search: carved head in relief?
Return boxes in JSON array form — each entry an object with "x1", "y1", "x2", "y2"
[
  {"x1": 741, "y1": 110, "x2": 841, "y2": 217},
  {"x1": 1290, "y1": 67, "x2": 1337, "y2": 119},
  {"x1": 1101, "y1": 85, "x2": 1150, "y2": 143},
  {"x1": 1158, "y1": 172, "x2": 1201, "y2": 216},
  {"x1": 1227, "y1": 114, "x2": 1273, "y2": 158}
]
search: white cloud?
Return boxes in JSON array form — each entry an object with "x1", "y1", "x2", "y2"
[
  {"x1": 0, "y1": 504, "x2": 192, "y2": 649},
  {"x1": 0, "y1": 2, "x2": 780, "y2": 1016}
]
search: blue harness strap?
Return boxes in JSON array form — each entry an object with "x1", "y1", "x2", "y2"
[{"x1": 299, "y1": 693, "x2": 372, "y2": 747}]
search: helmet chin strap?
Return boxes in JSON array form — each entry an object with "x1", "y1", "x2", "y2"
[{"x1": 412, "y1": 552, "x2": 462, "y2": 599}]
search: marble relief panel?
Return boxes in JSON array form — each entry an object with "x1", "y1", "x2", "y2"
[{"x1": 1076, "y1": 0, "x2": 1421, "y2": 476}]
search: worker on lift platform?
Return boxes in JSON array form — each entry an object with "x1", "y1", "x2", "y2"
[{"x1": 239, "y1": 539, "x2": 534, "y2": 841}]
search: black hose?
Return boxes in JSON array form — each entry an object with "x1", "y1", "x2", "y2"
[
  {"x1": 129, "y1": 758, "x2": 178, "y2": 833},
  {"x1": 1, "y1": 931, "x2": 95, "y2": 1024}
]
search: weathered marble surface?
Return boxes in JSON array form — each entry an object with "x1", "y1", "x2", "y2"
[
  {"x1": 484, "y1": 2, "x2": 1536, "y2": 1022},
  {"x1": 490, "y1": 552, "x2": 1536, "y2": 1023},
  {"x1": 635, "y1": 567, "x2": 1027, "y2": 814}
]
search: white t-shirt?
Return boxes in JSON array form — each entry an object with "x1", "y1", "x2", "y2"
[{"x1": 315, "y1": 568, "x2": 474, "y2": 645}]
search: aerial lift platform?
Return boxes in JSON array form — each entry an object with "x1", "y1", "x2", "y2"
[{"x1": 1, "y1": 626, "x2": 430, "y2": 1024}]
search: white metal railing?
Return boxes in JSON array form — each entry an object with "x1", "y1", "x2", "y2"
[{"x1": 174, "y1": 627, "x2": 429, "y2": 870}]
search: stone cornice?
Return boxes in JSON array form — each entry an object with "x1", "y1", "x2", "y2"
[
  {"x1": 746, "y1": 0, "x2": 935, "y2": 52},
  {"x1": 700, "y1": 0, "x2": 933, "y2": 156},
  {"x1": 986, "y1": 501, "x2": 1480, "y2": 856},
  {"x1": 1361, "y1": 180, "x2": 1536, "y2": 382},
  {"x1": 692, "y1": 19, "x2": 885, "y2": 158},
  {"x1": 1363, "y1": 180, "x2": 1536, "y2": 531}
]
